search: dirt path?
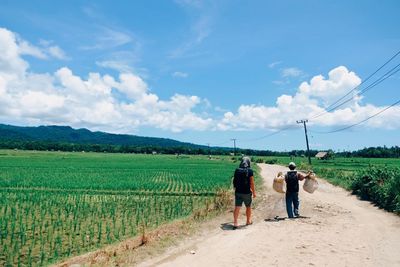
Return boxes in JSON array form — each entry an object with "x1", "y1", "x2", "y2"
[{"x1": 138, "y1": 164, "x2": 400, "y2": 267}]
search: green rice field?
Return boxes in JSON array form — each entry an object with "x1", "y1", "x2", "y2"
[
  {"x1": 1, "y1": 150, "x2": 397, "y2": 266},
  {"x1": 0, "y1": 150, "x2": 236, "y2": 266}
]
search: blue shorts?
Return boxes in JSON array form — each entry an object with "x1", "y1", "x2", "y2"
[{"x1": 235, "y1": 193, "x2": 252, "y2": 207}]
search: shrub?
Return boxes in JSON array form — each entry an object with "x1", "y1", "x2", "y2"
[
  {"x1": 351, "y1": 166, "x2": 400, "y2": 213},
  {"x1": 264, "y1": 158, "x2": 277, "y2": 164},
  {"x1": 255, "y1": 158, "x2": 264, "y2": 163},
  {"x1": 314, "y1": 168, "x2": 353, "y2": 190}
]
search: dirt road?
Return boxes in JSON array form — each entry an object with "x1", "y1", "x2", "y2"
[{"x1": 139, "y1": 164, "x2": 400, "y2": 267}]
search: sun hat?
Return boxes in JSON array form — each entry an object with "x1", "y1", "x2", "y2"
[{"x1": 288, "y1": 162, "x2": 296, "y2": 168}]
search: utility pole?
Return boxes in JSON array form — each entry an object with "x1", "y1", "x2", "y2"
[
  {"x1": 230, "y1": 138, "x2": 237, "y2": 156},
  {"x1": 297, "y1": 120, "x2": 311, "y2": 165},
  {"x1": 207, "y1": 143, "x2": 211, "y2": 158}
]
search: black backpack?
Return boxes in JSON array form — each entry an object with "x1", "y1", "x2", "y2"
[
  {"x1": 285, "y1": 170, "x2": 299, "y2": 193},
  {"x1": 233, "y1": 167, "x2": 250, "y2": 193}
]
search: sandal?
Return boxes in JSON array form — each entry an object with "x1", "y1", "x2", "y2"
[{"x1": 246, "y1": 222, "x2": 253, "y2": 226}]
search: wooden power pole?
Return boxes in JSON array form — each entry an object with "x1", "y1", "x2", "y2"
[{"x1": 297, "y1": 120, "x2": 312, "y2": 165}]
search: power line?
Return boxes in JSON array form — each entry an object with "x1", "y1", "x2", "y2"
[
  {"x1": 208, "y1": 51, "x2": 400, "y2": 146},
  {"x1": 310, "y1": 50, "x2": 400, "y2": 120},
  {"x1": 311, "y1": 63, "x2": 400, "y2": 119},
  {"x1": 238, "y1": 124, "x2": 300, "y2": 143},
  {"x1": 209, "y1": 124, "x2": 300, "y2": 146},
  {"x1": 234, "y1": 50, "x2": 400, "y2": 144},
  {"x1": 310, "y1": 98, "x2": 400, "y2": 134}
]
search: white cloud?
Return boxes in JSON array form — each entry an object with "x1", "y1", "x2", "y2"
[
  {"x1": 1, "y1": 27, "x2": 398, "y2": 135},
  {"x1": 80, "y1": 27, "x2": 133, "y2": 50},
  {"x1": 47, "y1": 46, "x2": 67, "y2": 60},
  {"x1": 97, "y1": 60, "x2": 133, "y2": 73},
  {"x1": 281, "y1": 67, "x2": 303, "y2": 78},
  {"x1": 268, "y1": 61, "x2": 282, "y2": 68},
  {"x1": 18, "y1": 40, "x2": 48, "y2": 59},
  {"x1": 0, "y1": 28, "x2": 30, "y2": 76},
  {"x1": 172, "y1": 71, "x2": 188, "y2": 78},
  {"x1": 299, "y1": 66, "x2": 361, "y2": 106},
  {"x1": 36, "y1": 39, "x2": 68, "y2": 60},
  {"x1": 0, "y1": 27, "x2": 213, "y2": 133},
  {"x1": 219, "y1": 66, "x2": 400, "y2": 131},
  {"x1": 169, "y1": 1, "x2": 214, "y2": 58},
  {"x1": 96, "y1": 50, "x2": 140, "y2": 74}
]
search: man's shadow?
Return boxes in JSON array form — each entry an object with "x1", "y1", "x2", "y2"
[
  {"x1": 220, "y1": 222, "x2": 246, "y2": 230},
  {"x1": 264, "y1": 215, "x2": 310, "y2": 222}
]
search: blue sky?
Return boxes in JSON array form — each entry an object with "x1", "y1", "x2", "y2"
[{"x1": 0, "y1": 0, "x2": 399, "y2": 151}]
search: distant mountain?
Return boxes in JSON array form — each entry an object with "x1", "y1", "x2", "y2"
[{"x1": 0, "y1": 124, "x2": 205, "y2": 148}]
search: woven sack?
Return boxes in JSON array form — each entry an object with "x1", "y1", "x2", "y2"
[
  {"x1": 303, "y1": 173, "x2": 318, "y2": 193},
  {"x1": 273, "y1": 172, "x2": 285, "y2": 193}
]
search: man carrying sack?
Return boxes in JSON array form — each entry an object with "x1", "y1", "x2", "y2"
[{"x1": 284, "y1": 162, "x2": 310, "y2": 218}]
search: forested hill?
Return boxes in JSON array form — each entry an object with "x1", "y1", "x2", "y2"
[
  {"x1": 0, "y1": 124, "x2": 203, "y2": 148},
  {"x1": 1, "y1": 124, "x2": 398, "y2": 157}
]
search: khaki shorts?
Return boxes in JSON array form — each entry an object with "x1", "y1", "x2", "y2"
[{"x1": 235, "y1": 193, "x2": 252, "y2": 207}]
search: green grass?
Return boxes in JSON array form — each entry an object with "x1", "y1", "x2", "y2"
[{"x1": 0, "y1": 150, "x2": 238, "y2": 266}]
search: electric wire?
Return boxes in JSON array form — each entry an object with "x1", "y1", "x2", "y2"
[
  {"x1": 310, "y1": 98, "x2": 400, "y2": 134},
  {"x1": 209, "y1": 50, "x2": 400, "y2": 147},
  {"x1": 310, "y1": 63, "x2": 400, "y2": 120},
  {"x1": 310, "y1": 50, "x2": 400, "y2": 120},
  {"x1": 238, "y1": 124, "x2": 300, "y2": 143}
]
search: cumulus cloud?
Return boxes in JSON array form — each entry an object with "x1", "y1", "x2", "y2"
[
  {"x1": 219, "y1": 66, "x2": 400, "y2": 131},
  {"x1": 1, "y1": 27, "x2": 399, "y2": 134},
  {"x1": 0, "y1": 30, "x2": 68, "y2": 62},
  {"x1": 0, "y1": 27, "x2": 212, "y2": 133},
  {"x1": 299, "y1": 66, "x2": 361, "y2": 106}
]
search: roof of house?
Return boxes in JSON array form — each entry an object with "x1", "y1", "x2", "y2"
[{"x1": 315, "y1": 151, "x2": 328, "y2": 158}]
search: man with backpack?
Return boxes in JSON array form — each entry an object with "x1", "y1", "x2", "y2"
[
  {"x1": 285, "y1": 162, "x2": 310, "y2": 218},
  {"x1": 232, "y1": 157, "x2": 256, "y2": 229}
]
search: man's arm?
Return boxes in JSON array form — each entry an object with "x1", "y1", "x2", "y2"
[
  {"x1": 232, "y1": 169, "x2": 238, "y2": 189},
  {"x1": 250, "y1": 176, "x2": 256, "y2": 197},
  {"x1": 297, "y1": 172, "x2": 310, "y2": 181}
]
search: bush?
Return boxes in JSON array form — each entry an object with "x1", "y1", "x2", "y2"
[
  {"x1": 351, "y1": 166, "x2": 400, "y2": 213},
  {"x1": 313, "y1": 168, "x2": 350, "y2": 189},
  {"x1": 264, "y1": 158, "x2": 277, "y2": 164},
  {"x1": 255, "y1": 158, "x2": 264, "y2": 163}
]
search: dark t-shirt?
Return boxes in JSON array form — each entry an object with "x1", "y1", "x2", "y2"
[
  {"x1": 285, "y1": 170, "x2": 300, "y2": 193},
  {"x1": 233, "y1": 167, "x2": 254, "y2": 194}
]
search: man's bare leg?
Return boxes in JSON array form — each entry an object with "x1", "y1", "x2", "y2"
[
  {"x1": 233, "y1": 206, "x2": 241, "y2": 227},
  {"x1": 246, "y1": 207, "x2": 252, "y2": 225}
]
